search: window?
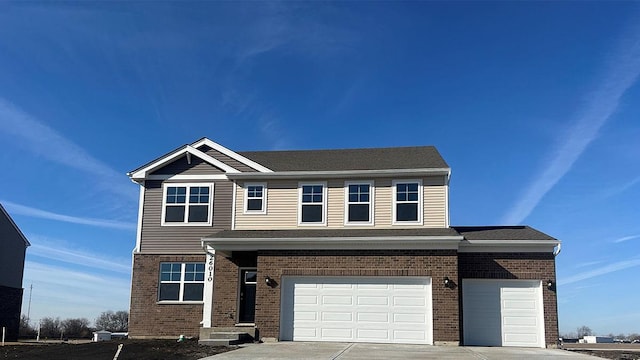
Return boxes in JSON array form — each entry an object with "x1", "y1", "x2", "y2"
[
  {"x1": 299, "y1": 182, "x2": 327, "y2": 225},
  {"x1": 162, "y1": 183, "x2": 213, "y2": 225},
  {"x1": 393, "y1": 180, "x2": 422, "y2": 224},
  {"x1": 345, "y1": 181, "x2": 374, "y2": 225},
  {"x1": 158, "y1": 262, "x2": 205, "y2": 302},
  {"x1": 244, "y1": 183, "x2": 267, "y2": 214}
]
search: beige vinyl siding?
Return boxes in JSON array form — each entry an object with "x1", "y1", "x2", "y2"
[
  {"x1": 235, "y1": 180, "x2": 299, "y2": 229},
  {"x1": 234, "y1": 176, "x2": 447, "y2": 230},
  {"x1": 150, "y1": 155, "x2": 225, "y2": 175},
  {"x1": 140, "y1": 180, "x2": 232, "y2": 254}
]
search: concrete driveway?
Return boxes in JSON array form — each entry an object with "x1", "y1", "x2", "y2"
[{"x1": 201, "y1": 342, "x2": 602, "y2": 360}]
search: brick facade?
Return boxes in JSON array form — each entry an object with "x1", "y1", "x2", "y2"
[
  {"x1": 0, "y1": 285, "x2": 22, "y2": 341},
  {"x1": 253, "y1": 249, "x2": 459, "y2": 343},
  {"x1": 211, "y1": 252, "x2": 257, "y2": 327},
  {"x1": 458, "y1": 252, "x2": 558, "y2": 347},
  {"x1": 129, "y1": 254, "x2": 205, "y2": 338}
]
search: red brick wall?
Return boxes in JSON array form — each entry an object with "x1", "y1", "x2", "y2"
[
  {"x1": 129, "y1": 254, "x2": 205, "y2": 338},
  {"x1": 212, "y1": 252, "x2": 257, "y2": 327},
  {"x1": 458, "y1": 252, "x2": 558, "y2": 347},
  {"x1": 254, "y1": 250, "x2": 459, "y2": 343}
]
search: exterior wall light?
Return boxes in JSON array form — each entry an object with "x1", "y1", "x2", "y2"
[
  {"x1": 547, "y1": 280, "x2": 555, "y2": 290},
  {"x1": 265, "y1": 276, "x2": 277, "y2": 288},
  {"x1": 444, "y1": 277, "x2": 455, "y2": 289}
]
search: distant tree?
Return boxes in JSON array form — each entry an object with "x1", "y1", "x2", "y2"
[
  {"x1": 576, "y1": 325, "x2": 593, "y2": 337},
  {"x1": 95, "y1": 310, "x2": 128, "y2": 332},
  {"x1": 18, "y1": 315, "x2": 37, "y2": 338},
  {"x1": 629, "y1": 333, "x2": 640, "y2": 342},
  {"x1": 560, "y1": 332, "x2": 577, "y2": 339},
  {"x1": 61, "y1": 318, "x2": 92, "y2": 338},
  {"x1": 39, "y1": 317, "x2": 62, "y2": 338}
]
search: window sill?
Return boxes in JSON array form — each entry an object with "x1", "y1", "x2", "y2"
[
  {"x1": 156, "y1": 301, "x2": 204, "y2": 305},
  {"x1": 160, "y1": 223, "x2": 213, "y2": 227}
]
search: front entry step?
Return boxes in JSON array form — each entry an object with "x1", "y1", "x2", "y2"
[{"x1": 199, "y1": 327, "x2": 255, "y2": 346}]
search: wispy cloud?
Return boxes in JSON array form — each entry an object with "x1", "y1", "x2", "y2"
[
  {"x1": 612, "y1": 234, "x2": 640, "y2": 243},
  {"x1": 559, "y1": 256, "x2": 640, "y2": 285},
  {"x1": 21, "y1": 261, "x2": 129, "y2": 323},
  {"x1": 601, "y1": 175, "x2": 640, "y2": 198},
  {"x1": 0, "y1": 98, "x2": 137, "y2": 202},
  {"x1": 502, "y1": 21, "x2": 640, "y2": 224},
  {"x1": 2, "y1": 200, "x2": 136, "y2": 231},
  {"x1": 27, "y1": 235, "x2": 130, "y2": 274},
  {"x1": 574, "y1": 260, "x2": 606, "y2": 269}
]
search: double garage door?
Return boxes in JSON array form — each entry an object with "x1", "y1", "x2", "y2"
[
  {"x1": 462, "y1": 279, "x2": 545, "y2": 348},
  {"x1": 280, "y1": 276, "x2": 432, "y2": 344}
]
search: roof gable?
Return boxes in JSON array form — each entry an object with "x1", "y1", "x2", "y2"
[
  {"x1": 0, "y1": 203, "x2": 30, "y2": 247},
  {"x1": 128, "y1": 138, "x2": 273, "y2": 182}
]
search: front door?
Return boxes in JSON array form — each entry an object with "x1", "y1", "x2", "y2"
[{"x1": 239, "y1": 269, "x2": 257, "y2": 323}]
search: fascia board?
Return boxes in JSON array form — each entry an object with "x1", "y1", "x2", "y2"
[
  {"x1": 226, "y1": 168, "x2": 451, "y2": 180},
  {"x1": 202, "y1": 236, "x2": 463, "y2": 251},
  {"x1": 193, "y1": 138, "x2": 273, "y2": 173},
  {"x1": 458, "y1": 239, "x2": 560, "y2": 253},
  {"x1": 128, "y1": 145, "x2": 241, "y2": 180}
]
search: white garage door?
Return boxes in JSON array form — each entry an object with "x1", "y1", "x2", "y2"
[
  {"x1": 462, "y1": 279, "x2": 545, "y2": 348},
  {"x1": 280, "y1": 276, "x2": 432, "y2": 344}
]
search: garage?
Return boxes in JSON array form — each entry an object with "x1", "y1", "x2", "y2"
[
  {"x1": 280, "y1": 276, "x2": 432, "y2": 344},
  {"x1": 462, "y1": 279, "x2": 545, "y2": 348}
]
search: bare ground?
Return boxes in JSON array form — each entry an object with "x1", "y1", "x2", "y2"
[
  {"x1": 565, "y1": 343, "x2": 640, "y2": 360},
  {"x1": 0, "y1": 339, "x2": 234, "y2": 360}
]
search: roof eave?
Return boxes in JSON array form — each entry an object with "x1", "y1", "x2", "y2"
[
  {"x1": 202, "y1": 236, "x2": 463, "y2": 254},
  {"x1": 226, "y1": 168, "x2": 451, "y2": 180}
]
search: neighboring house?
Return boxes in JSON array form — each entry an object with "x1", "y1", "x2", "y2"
[
  {"x1": 0, "y1": 203, "x2": 30, "y2": 341},
  {"x1": 128, "y1": 138, "x2": 560, "y2": 348}
]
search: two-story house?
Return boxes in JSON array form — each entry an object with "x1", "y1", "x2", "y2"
[
  {"x1": 128, "y1": 138, "x2": 560, "y2": 348},
  {"x1": 0, "y1": 203, "x2": 30, "y2": 341}
]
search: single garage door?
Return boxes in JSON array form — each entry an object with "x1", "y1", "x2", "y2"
[
  {"x1": 280, "y1": 276, "x2": 432, "y2": 344},
  {"x1": 462, "y1": 279, "x2": 545, "y2": 348}
]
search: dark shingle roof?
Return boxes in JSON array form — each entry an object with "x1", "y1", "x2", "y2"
[
  {"x1": 452, "y1": 226, "x2": 556, "y2": 241},
  {"x1": 206, "y1": 228, "x2": 461, "y2": 239},
  {"x1": 238, "y1": 146, "x2": 449, "y2": 172},
  {"x1": 207, "y1": 226, "x2": 556, "y2": 241}
]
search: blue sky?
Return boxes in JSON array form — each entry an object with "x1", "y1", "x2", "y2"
[{"x1": 1, "y1": 2, "x2": 639, "y2": 335}]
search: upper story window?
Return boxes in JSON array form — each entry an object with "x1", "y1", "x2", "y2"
[
  {"x1": 393, "y1": 180, "x2": 423, "y2": 224},
  {"x1": 162, "y1": 183, "x2": 213, "y2": 226},
  {"x1": 158, "y1": 262, "x2": 205, "y2": 302},
  {"x1": 345, "y1": 181, "x2": 374, "y2": 225},
  {"x1": 299, "y1": 182, "x2": 327, "y2": 225},
  {"x1": 244, "y1": 183, "x2": 267, "y2": 214}
]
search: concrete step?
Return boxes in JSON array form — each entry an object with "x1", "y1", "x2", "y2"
[
  {"x1": 204, "y1": 331, "x2": 246, "y2": 340},
  {"x1": 198, "y1": 338, "x2": 241, "y2": 346}
]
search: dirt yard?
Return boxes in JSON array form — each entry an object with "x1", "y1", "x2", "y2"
[
  {"x1": 0, "y1": 339, "x2": 234, "y2": 360},
  {"x1": 565, "y1": 343, "x2": 640, "y2": 360}
]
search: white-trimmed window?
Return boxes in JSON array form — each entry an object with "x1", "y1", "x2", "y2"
[
  {"x1": 244, "y1": 183, "x2": 267, "y2": 214},
  {"x1": 158, "y1": 262, "x2": 205, "y2": 302},
  {"x1": 298, "y1": 182, "x2": 327, "y2": 225},
  {"x1": 161, "y1": 183, "x2": 213, "y2": 226},
  {"x1": 393, "y1": 180, "x2": 423, "y2": 224},
  {"x1": 344, "y1": 181, "x2": 374, "y2": 225}
]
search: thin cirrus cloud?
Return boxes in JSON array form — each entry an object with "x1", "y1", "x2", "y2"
[
  {"x1": 2, "y1": 200, "x2": 136, "y2": 231},
  {"x1": 559, "y1": 256, "x2": 640, "y2": 286},
  {"x1": 502, "y1": 20, "x2": 640, "y2": 224},
  {"x1": 612, "y1": 234, "x2": 640, "y2": 243},
  {"x1": 0, "y1": 98, "x2": 137, "y2": 202},
  {"x1": 27, "y1": 235, "x2": 130, "y2": 274},
  {"x1": 22, "y1": 261, "x2": 130, "y2": 322}
]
